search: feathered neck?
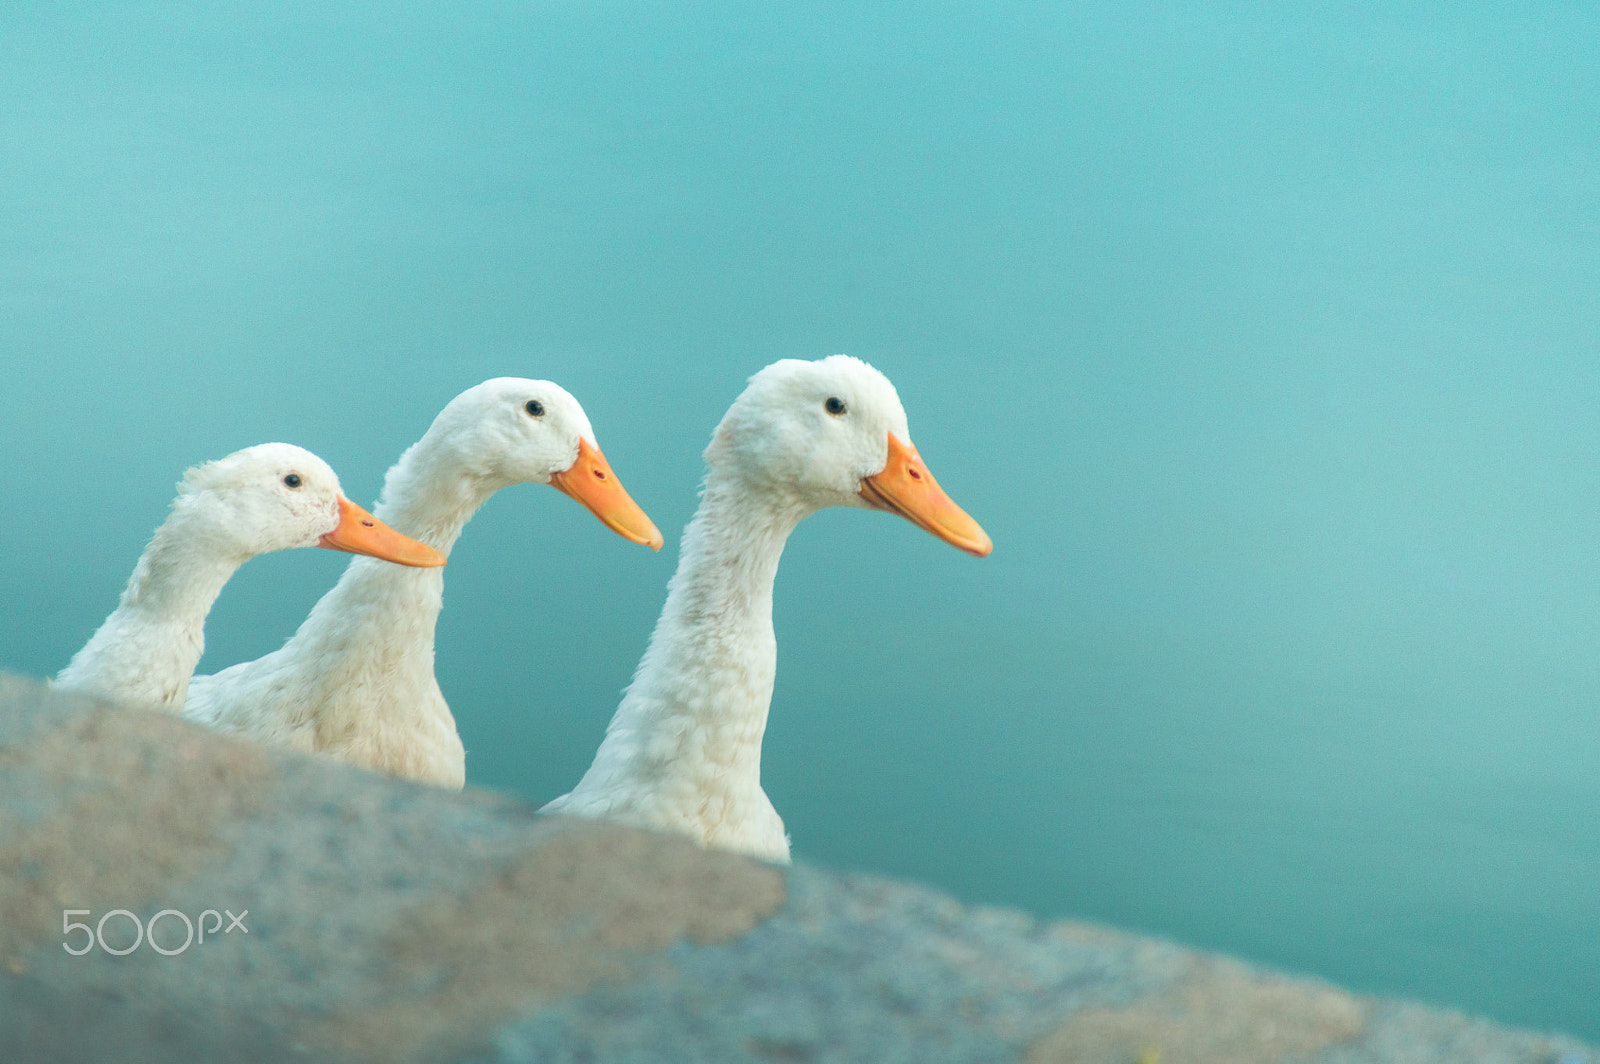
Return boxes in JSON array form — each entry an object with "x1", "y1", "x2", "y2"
[
  {"x1": 553, "y1": 464, "x2": 811, "y2": 856},
  {"x1": 270, "y1": 427, "x2": 503, "y2": 737},
  {"x1": 55, "y1": 503, "x2": 248, "y2": 711},
  {"x1": 369, "y1": 429, "x2": 508, "y2": 557}
]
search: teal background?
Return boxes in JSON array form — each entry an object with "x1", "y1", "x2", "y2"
[{"x1": 2, "y1": 2, "x2": 1597, "y2": 1038}]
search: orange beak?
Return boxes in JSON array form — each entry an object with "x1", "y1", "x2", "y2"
[
  {"x1": 549, "y1": 438, "x2": 665, "y2": 550},
  {"x1": 318, "y1": 496, "x2": 446, "y2": 568},
  {"x1": 859, "y1": 433, "x2": 993, "y2": 557}
]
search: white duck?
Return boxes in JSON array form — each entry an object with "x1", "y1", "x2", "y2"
[
  {"x1": 543, "y1": 356, "x2": 990, "y2": 862},
  {"x1": 183, "y1": 378, "x2": 662, "y2": 789},
  {"x1": 54, "y1": 443, "x2": 443, "y2": 712}
]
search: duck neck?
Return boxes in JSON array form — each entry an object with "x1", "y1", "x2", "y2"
[
  {"x1": 371, "y1": 432, "x2": 505, "y2": 558},
  {"x1": 580, "y1": 469, "x2": 811, "y2": 800},
  {"x1": 279, "y1": 432, "x2": 503, "y2": 731},
  {"x1": 57, "y1": 505, "x2": 248, "y2": 710}
]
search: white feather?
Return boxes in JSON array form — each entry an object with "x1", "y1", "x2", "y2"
[
  {"x1": 545, "y1": 356, "x2": 932, "y2": 862},
  {"x1": 55, "y1": 444, "x2": 354, "y2": 712},
  {"x1": 183, "y1": 378, "x2": 602, "y2": 789}
]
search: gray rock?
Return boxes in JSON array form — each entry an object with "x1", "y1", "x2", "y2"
[{"x1": 0, "y1": 673, "x2": 1590, "y2": 1064}]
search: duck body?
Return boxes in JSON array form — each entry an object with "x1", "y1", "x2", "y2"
[
  {"x1": 546, "y1": 356, "x2": 990, "y2": 862},
  {"x1": 55, "y1": 443, "x2": 441, "y2": 712},
  {"x1": 185, "y1": 438, "x2": 484, "y2": 786},
  {"x1": 545, "y1": 473, "x2": 802, "y2": 858},
  {"x1": 185, "y1": 563, "x2": 466, "y2": 785},
  {"x1": 184, "y1": 378, "x2": 661, "y2": 788}
]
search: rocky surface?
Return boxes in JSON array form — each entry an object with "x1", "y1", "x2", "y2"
[{"x1": 0, "y1": 673, "x2": 1591, "y2": 1064}]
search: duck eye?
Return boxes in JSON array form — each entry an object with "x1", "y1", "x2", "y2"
[
  {"x1": 283, "y1": 473, "x2": 303, "y2": 489},
  {"x1": 524, "y1": 400, "x2": 545, "y2": 418},
  {"x1": 824, "y1": 396, "x2": 847, "y2": 416}
]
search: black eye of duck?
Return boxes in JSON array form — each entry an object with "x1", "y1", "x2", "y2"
[
  {"x1": 525, "y1": 400, "x2": 545, "y2": 417},
  {"x1": 824, "y1": 397, "x2": 847, "y2": 416},
  {"x1": 283, "y1": 473, "x2": 303, "y2": 488}
]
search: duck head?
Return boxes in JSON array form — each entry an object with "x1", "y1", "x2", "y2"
[
  {"x1": 429, "y1": 378, "x2": 663, "y2": 549},
  {"x1": 176, "y1": 443, "x2": 444, "y2": 566},
  {"x1": 708, "y1": 355, "x2": 992, "y2": 556}
]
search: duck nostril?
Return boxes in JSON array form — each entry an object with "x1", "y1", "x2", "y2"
[
  {"x1": 362, "y1": 520, "x2": 374, "y2": 527},
  {"x1": 909, "y1": 467, "x2": 923, "y2": 480},
  {"x1": 594, "y1": 469, "x2": 607, "y2": 480}
]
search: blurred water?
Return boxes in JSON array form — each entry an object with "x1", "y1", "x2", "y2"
[{"x1": 2, "y1": 0, "x2": 1598, "y2": 1038}]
